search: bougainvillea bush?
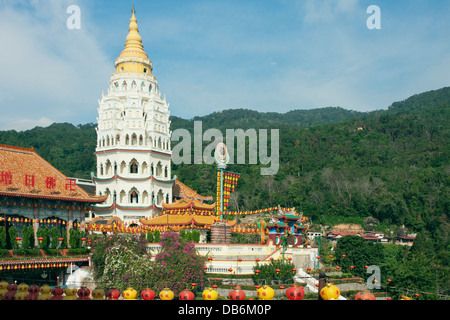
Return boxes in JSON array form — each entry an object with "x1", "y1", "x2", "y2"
[
  {"x1": 152, "y1": 231, "x2": 207, "y2": 294},
  {"x1": 90, "y1": 232, "x2": 206, "y2": 294}
]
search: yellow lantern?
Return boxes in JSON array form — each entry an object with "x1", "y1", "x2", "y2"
[
  {"x1": 159, "y1": 288, "x2": 174, "y2": 300},
  {"x1": 63, "y1": 287, "x2": 78, "y2": 300},
  {"x1": 0, "y1": 281, "x2": 9, "y2": 300},
  {"x1": 14, "y1": 283, "x2": 29, "y2": 300},
  {"x1": 123, "y1": 287, "x2": 137, "y2": 300},
  {"x1": 320, "y1": 283, "x2": 341, "y2": 300},
  {"x1": 257, "y1": 285, "x2": 275, "y2": 300},
  {"x1": 202, "y1": 287, "x2": 219, "y2": 300},
  {"x1": 92, "y1": 288, "x2": 105, "y2": 300},
  {"x1": 38, "y1": 284, "x2": 52, "y2": 300}
]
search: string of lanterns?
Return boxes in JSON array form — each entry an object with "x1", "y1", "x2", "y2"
[{"x1": 0, "y1": 216, "x2": 80, "y2": 228}]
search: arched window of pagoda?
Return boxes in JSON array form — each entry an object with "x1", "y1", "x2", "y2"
[
  {"x1": 120, "y1": 161, "x2": 126, "y2": 174},
  {"x1": 166, "y1": 193, "x2": 170, "y2": 204},
  {"x1": 105, "y1": 160, "x2": 112, "y2": 176},
  {"x1": 115, "y1": 134, "x2": 120, "y2": 145},
  {"x1": 125, "y1": 134, "x2": 130, "y2": 145},
  {"x1": 131, "y1": 133, "x2": 137, "y2": 145},
  {"x1": 157, "y1": 190, "x2": 163, "y2": 205},
  {"x1": 130, "y1": 162, "x2": 138, "y2": 174},
  {"x1": 142, "y1": 191, "x2": 149, "y2": 204},
  {"x1": 105, "y1": 188, "x2": 111, "y2": 204},
  {"x1": 164, "y1": 166, "x2": 168, "y2": 178},
  {"x1": 99, "y1": 164, "x2": 104, "y2": 176},
  {"x1": 120, "y1": 190, "x2": 126, "y2": 203},
  {"x1": 130, "y1": 191, "x2": 139, "y2": 204},
  {"x1": 139, "y1": 135, "x2": 144, "y2": 145},
  {"x1": 156, "y1": 162, "x2": 162, "y2": 177},
  {"x1": 142, "y1": 162, "x2": 148, "y2": 175}
]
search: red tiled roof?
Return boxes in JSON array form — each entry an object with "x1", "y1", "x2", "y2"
[{"x1": 0, "y1": 144, "x2": 106, "y2": 203}]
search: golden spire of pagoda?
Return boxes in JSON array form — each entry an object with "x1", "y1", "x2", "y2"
[
  {"x1": 114, "y1": 5, "x2": 153, "y2": 75},
  {"x1": 122, "y1": 4, "x2": 146, "y2": 55}
]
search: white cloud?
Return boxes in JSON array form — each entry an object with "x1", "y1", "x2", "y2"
[
  {"x1": 1, "y1": 117, "x2": 54, "y2": 132},
  {"x1": 0, "y1": 0, "x2": 112, "y2": 130}
]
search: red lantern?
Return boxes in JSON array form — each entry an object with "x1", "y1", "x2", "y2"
[
  {"x1": 77, "y1": 287, "x2": 91, "y2": 300},
  {"x1": 141, "y1": 288, "x2": 156, "y2": 300},
  {"x1": 276, "y1": 268, "x2": 281, "y2": 274},
  {"x1": 285, "y1": 284, "x2": 305, "y2": 300},
  {"x1": 4, "y1": 283, "x2": 18, "y2": 300},
  {"x1": 25, "y1": 285, "x2": 40, "y2": 300},
  {"x1": 255, "y1": 269, "x2": 260, "y2": 275},
  {"x1": 229, "y1": 286, "x2": 246, "y2": 300},
  {"x1": 51, "y1": 286, "x2": 64, "y2": 300},
  {"x1": 350, "y1": 265, "x2": 355, "y2": 270},
  {"x1": 179, "y1": 289, "x2": 195, "y2": 300},
  {"x1": 107, "y1": 288, "x2": 121, "y2": 300},
  {"x1": 355, "y1": 290, "x2": 376, "y2": 300}
]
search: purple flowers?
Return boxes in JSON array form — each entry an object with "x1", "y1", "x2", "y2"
[{"x1": 91, "y1": 231, "x2": 206, "y2": 294}]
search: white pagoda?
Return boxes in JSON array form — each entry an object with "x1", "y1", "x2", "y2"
[{"x1": 92, "y1": 8, "x2": 174, "y2": 224}]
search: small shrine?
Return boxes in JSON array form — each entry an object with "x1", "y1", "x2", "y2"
[{"x1": 266, "y1": 206, "x2": 308, "y2": 247}]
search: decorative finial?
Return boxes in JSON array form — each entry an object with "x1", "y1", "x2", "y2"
[{"x1": 132, "y1": 3, "x2": 135, "y2": 14}]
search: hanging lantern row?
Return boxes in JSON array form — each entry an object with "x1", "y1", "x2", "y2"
[
  {"x1": 0, "y1": 261, "x2": 80, "y2": 272},
  {"x1": 217, "y1": 207, "x2": 297, "y2": 216},
  {"x1": 162, "y1": 209, "x2": 215, "y2": 215},
  {"x1": 0, "y1": 217, "x2": 80, "y2": 227},
  {"x1": 0, "y1": 200, "x2": 87, "y2": 211}
]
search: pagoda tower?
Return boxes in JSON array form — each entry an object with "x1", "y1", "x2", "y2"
[{"x1": 92, "y1": 7, "x2": 174, "y2": 224}]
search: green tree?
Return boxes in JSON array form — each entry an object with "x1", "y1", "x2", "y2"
[
  {"x1": 8, "y1": 227, "x2": 19, "y2": 249},
  {"x1": 334, "y1": 236, "x2": 385, "y2": 278},
  {"x1": 21, "y1": 225, "x2": 35, "y2": 249},
  {"x1": 0, "y1": 228, "x2": 7, "y2": 249}
]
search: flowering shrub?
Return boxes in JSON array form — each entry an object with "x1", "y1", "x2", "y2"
[
  {"x1": 90, "y1": 233, "x2": 151, "y2": 291},
  {"x1": 90, "y1": 232, "x2": 206, "y2": 295},
  {"x1": 152, "y1": 231, "x2": 206, "y2": 295}
]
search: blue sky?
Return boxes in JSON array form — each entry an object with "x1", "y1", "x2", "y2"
[{"x1": 0, "y1": 0, "x2": 448, "y2": 131}]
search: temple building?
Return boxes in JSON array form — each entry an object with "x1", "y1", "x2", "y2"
[
  {"x1": 266, "y1": 207, "x2": 308, "y2": 247},
  {"x1": 0, "y1": 144, "x2": 105, "y2": 247},
  {"x1": 92, "y1": 8, "x2": 174, "y2": 224}
]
